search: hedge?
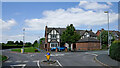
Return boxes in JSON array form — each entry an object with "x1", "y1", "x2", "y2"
[{"x1": 110, "y1": 40, "x2": 120, "y2": 61}]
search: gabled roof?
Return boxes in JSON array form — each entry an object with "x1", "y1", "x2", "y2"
[
  {"x1": 47, "y1": 28, "x2": 66, "y2": 35},
  {"x1": 46, "y1": 27, "x2": 97, "y2": 37},
  {"x1": 77, "y1": 37, "x2": 99, "y2": 42}
]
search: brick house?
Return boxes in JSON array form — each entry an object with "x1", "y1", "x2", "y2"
[
  {"x1": 96, "y1": 28, "x2": 120, "y2": 40},
  {"x1": 45, "y1": 26, "x2": 100, "y2": 51}
]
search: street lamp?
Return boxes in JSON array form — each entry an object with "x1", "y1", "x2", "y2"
[
  {"x1": 104, "y1": 11, "x2": 110, "y2": 55},
  {"x1": 100, "y1": 31, "x2": 102, "y2": 49},
  {"x1": 21, "y1": 28, "x2": 25, "y2": 53}
]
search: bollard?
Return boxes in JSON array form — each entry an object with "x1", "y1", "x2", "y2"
[
  {"x1": 21, "y1": 48, "x2": 24, "y2": 53},
  {"x1": 65, "y1": 47, "x2": 67, "y2": 52},
  {"x1": 46, "y1": 51, "x2": 50, "y2": 61},
  {"x1": 56, "y1": 48, "x2": 58, "y2": 52}
]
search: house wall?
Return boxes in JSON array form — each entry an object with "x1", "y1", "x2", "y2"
[{"x1": 76, "y1": 42, "x2": 100, "y2": 51}]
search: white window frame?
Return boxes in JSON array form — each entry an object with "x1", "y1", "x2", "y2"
[{"x1": 50, "y1": 43, "x2": 58, "y2": 48}]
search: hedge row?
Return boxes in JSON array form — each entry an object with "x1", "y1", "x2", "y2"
[{"x1": 110, "y1": 40, "x2": 120, "y2": 61}]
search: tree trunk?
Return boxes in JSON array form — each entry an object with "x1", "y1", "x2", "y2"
[{"x1": 69, "y1": 43, "x2": 71, "y2": 51}]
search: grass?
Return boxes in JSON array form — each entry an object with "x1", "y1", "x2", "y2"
[
  {"x1": 11, "y1": 47, "x2": 40, "y2": 53},
  {"x1": 0, "y1": 55, "x2": 7, "y2": 61}
]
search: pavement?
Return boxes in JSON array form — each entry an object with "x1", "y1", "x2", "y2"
[
  {"x1": 1, "y1": 49, "x2": 110, "y2": 68},
  {"x1": 96, "y1": 54, "x2": 120, "y2": 67}
]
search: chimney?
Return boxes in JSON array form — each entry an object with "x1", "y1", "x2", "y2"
[
  {"x1": 90, "y1": 29, "x2": 92, "y2": 32},
  {"x1": 101, "y1": 28, "x2": 104, "y2": 31}
]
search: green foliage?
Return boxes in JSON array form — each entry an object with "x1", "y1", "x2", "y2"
[
  {"x1": 2, "y1": 43, "x2": 6, "y2": 46},
  {"x1": 110, "y1": 40, "x2": 120, "y2": 61},
  {"x1": 97, "y1": 30, "x2": 115, "y2": 49},
  {"x1": 40, "y1": 38, "x2": 45, "y2": 45},
  {"x1": 0, "y1": 55, "x2": 7, "y2": 61},
  {"x1": 33, "y1": 40, "x2": 39, "y2": 47},
  {"x1": 61, "y1": 24, "x2": 81, "y2": 45},
  {"x1": 102, "y1": 44, "x2": 108, "y2": 49},
  {"x1": 25, "y1": 42, "x2": 32, "y2": 46},
  {"x1": 19, "y1": 41, "x2": 23, "y2": 45},
  {"x1": 7, "y1": 41, "x2": 14, "y2": 44}
]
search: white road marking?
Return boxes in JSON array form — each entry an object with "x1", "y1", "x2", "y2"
[
  {"x1": 10, "y1": 64, "x2": 26, "y2": 68},
  {"x1": 5, "y1": 61, "x2": 12, "y2": 63},
  {"x1": 33, "y1": 60, "x2": 39, "y2": 62},
  {"x1": 56, "y1": 60, "x2": 62, "y2": 67},
  {"x1": 85, "y1": 53, "x2": 98, "y2": 56},
  {"x1": 91, "y1": 54, "x2": 98, "y2": 56},
  {"x1": 23, "y1": 61, "x2": 29, "y2": 63},
  {"x1": 37, "y1": 60, "x2": 41, "y2": 68},
  {"x1": 16, "y1": 61, "x2": 22, "y2": 63}
]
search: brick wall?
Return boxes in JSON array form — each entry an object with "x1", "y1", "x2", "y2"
[{"x1": 76, "y1": 42, "x2": 100, "y2": 51}]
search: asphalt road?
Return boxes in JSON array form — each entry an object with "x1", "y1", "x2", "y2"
[{"x1": 2, "y1": 49, "x2": 108, "y2": 68}]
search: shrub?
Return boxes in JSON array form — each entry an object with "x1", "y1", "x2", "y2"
[
  {"x1": 110, "y1": 40, "x2": 120, "y2": 61},
  {"x1": 102, "y1": 44, "x2": 108, "y2": 49}
]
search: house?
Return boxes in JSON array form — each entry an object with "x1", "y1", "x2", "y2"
[
  {"x1": 45, "y1": 26, "x2": 100, "y2": 51},
  {"x1": 96, "y1": 28, "x2": 120, "y2": 40}
]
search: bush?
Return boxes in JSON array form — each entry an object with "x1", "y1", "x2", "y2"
[
  {"x1": 110, "y1": 40, "x2": 120, "y2": 61},
  {"x1": 102, "y1": 44, "x2": 108, "y2": 49}
]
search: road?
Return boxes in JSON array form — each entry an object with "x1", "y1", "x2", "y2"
[{"x1": 2, "y1": 49, "x2": 108, "y2": 68}]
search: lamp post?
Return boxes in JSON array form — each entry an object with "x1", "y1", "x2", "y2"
[
  {"x1": 21, "y1": 28, "x2": 25, "y2": 53},
  {"x1": 104, "y1": 11, "x2": 110, "y2": 55},
  {"x1": 100, "y1": 31, "x2": 102, "y2": 49},
  {"x1": 23, "y1": 28, "x2": 25, "y2": 48}
]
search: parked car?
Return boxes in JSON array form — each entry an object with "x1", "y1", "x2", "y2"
[{"x1": 51, "y1": 47, "x2": 66, "y2": 51}]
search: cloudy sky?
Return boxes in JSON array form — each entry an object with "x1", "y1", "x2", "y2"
[{"x1": 1, "y1": 1, "x2": 118, "y2": 43}]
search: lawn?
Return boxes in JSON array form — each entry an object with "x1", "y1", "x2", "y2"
[
  {"x1": 11, "y1": 47, "x2": 40, "y2": 53},
  {"x1": 0, "y1": 55, "x2": 7, "y2": 61}
]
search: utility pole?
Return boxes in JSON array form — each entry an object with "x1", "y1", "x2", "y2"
[
  {"x1": 100, "y1": 31, "x2": 102, "y2": 49},
  {"x1": 59, "y1": 28, "x2": 60, "y2": 51},
  {"x1": 104, "y1": 11, "x2": 110, "y2": 55},
  {"x1": 23, "y1": 28, "x2": 25, "y2": 48}
]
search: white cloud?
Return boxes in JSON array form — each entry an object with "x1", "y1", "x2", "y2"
[
  {"x1": 25, "y1": 2, "x2": 118, "y2": 31},
  {"x1": 79, "y1": 1, "x2": 110, "y2": 10},
  {"x1": 0, "y1": 19, "x2": 17, "y2": 30}
]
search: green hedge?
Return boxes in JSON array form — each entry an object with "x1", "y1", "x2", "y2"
[{"x1": 110, "y1": 40, "x2": 120, "y2": 61}]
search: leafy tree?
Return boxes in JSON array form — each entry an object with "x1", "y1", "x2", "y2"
[
  {"x1": 97, "y1": 30, "x2": 115, "y2": 49},
  {"x1": 40, "y1": 38, "x2": 45, "y2": 45},
  {"x1": 25, "y1": 42, "x2": 32, "y2": 46},
  {"x1": 7, "y1": 41, "x2": 14, "y2": 45},
  {"x1": 61, "y1": 24, "x2": 81, "y2": 50},
  {"x1": 15, "y1": 41, "x2": 19, "y2": 45},
  {"x1": 19, "y1": 41, "x2": 23, "y2": 45},
  {"x1": 33, "y1": 40, "x2": 39, "y2": 47},
  {"x1": 2, "y1": 43, "x2": 6, "y2": 46}
]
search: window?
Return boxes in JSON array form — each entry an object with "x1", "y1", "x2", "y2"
[
  {"x1": 50, "y1": 43, "x2": 58, "y2": 48},
  {"x1": 51, "y1": 34, "x2": 56, "y2": 39}
]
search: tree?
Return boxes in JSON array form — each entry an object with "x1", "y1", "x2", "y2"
[
  {"x1": 15, "y1": 41, "x2": 19, "y2": 45},
  {"x1": 19, "y1": 41, "x2": 23, "y2": 45},
  {"x1": 7, "y1": 41, "x2": 14, "y2": 45},
  {"x1": 61, "y1": 24, "x2": 81, "y2": 50},
  {"x1": 40, "y1": 38, "x2": 45, "y2": 45},
  {"x1": 25, "y1": 42, "x2": 32, "y2": 46},
  {"x1": 97, "y1": 30, "x2": 115, "y2": 49},
  {"x1": 33, "y1": 40, "x2": 39, "y2": 47}
]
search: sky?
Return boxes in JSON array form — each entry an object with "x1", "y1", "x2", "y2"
[{"x1": 1, "y1": 1, "x2": 119, "y2": 43}]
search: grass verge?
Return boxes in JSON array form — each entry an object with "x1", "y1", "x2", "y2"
[
  {"x1": 0, "y1": 55, "x2": 7, "y2": 61},
  {"x1": 11, "y1": 47, "x2": 40, "y2": 53}
]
